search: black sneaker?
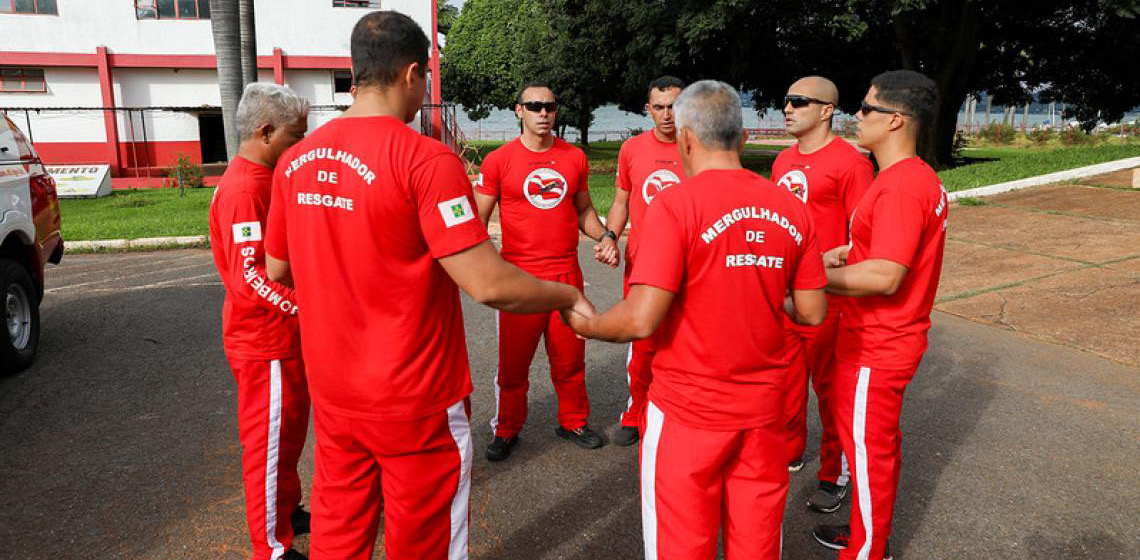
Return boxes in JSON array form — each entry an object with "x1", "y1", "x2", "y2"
[
  {"x1": 806, "y1": 481, "x2": 848, "y2": 513},
  {"x1": 813, "y1": 525, "x2": 893, "y2": 559},
  {"x1": 282, "y1": 549, "x2": 308, "y2": 560},
  {"x1": 486, "y1": 436, "x2": 519, "y2": 461},
  {"x1": 813, "y1": 524, "x2": 850, "y2": 550},
  {"x1": 555, "y1": 425, "x2": 605, "y2": 449},
  {"x1": 612, "y1": 425, "x2": 640, "y2": 446},
  {"x1": 788, "y1": 458, "x2": 805, "y2": 473},
  {"x1": 291, "y1": 505, "x2": 311, "y2": 535}
]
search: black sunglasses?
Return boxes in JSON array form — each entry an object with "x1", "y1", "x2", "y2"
[
  {"x1": 784, "y1": 95, "x2": 834, "y2": 109},
  {"x1": 521, "y1": 101, "x2": 559, "y2": 113},
  {"x1": 859, "y1": 101, "x2": 913, "y2": 117}
]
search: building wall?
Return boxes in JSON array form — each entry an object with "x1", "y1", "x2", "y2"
[
  {"x1": 0, "y1": 0, "x2": 437, "y2": 172},
  {"x1": 1, "y1": 0, "x2": 431, "y2": 57}
]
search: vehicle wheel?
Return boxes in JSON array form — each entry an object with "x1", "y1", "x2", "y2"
[{"x1": 0, "y1": 259, "x2": 39, "y2": 375}]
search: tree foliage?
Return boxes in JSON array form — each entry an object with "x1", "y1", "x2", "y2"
[{"x1": 444, "y1": 0, "x2": 1140, "y2": 164}]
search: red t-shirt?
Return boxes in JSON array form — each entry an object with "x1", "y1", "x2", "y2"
[
  {"x1": 265, "y1": 116, "x2": 489, "y2": 421},
  {"x1": 771, "y1": 137, "x2": 873, "y2": 333},
  {"x1": 630, "y1": 169, "x2": 827, "y2": 430},
  {"x1": 615, "y1": 130, "x2": 685, "y2": 263},
  {"x1": 208, "y1": 156, "x2": 301, "y2": 361},
  {"x1": 475, "y1": 137, "x2": 588, "y2": 275},
  {"x1": 837, "y1": 157, "x2": 948, "y2": 371}
]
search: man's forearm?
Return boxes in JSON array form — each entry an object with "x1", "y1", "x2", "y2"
[
  {"x1": 605, "y1": 202, "x2": 629, "y2": 241},
  {"x1": 578, "y1": 208, "x2": 608, "y2": 240},
  {"x1": 826, "y1": 259, "x2": 905, "y2": 297},
  {"x1": 577, "y1": 300, "x2": 650, "y2": 343}
]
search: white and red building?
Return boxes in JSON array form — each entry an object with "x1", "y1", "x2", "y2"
[{"x1": 0, "y1": 0, "x2": 447, "y2": 182}]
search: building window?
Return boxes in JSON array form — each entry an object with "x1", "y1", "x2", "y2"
[
  {"x1": 333, "y1": 70, "x2": 353, "y2": 94},
  {"x1": 333, "y1": 1, "x2": 381, "y2": 7},
  {"x1": 0, "y1": 0, "x2": 59, "y2": 14},
  {"x1": 136, "y1": 0, "x2": 210, "y2": 20},
  {"x1": 0, "y1": 68, "x2": 47, "y2": 93}
]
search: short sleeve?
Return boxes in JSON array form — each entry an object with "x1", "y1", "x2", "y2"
[
  {"x1": 265, "y1": 159, "x2": 290, "y2": 261},
  {"x1": 411, "y1": 152, "x2": 491, "y2": 258},
  {"x1": 792, "y1": 225, "x2": 827, "y2": 290},
  {"x1": 866, "y1": 187, "x2": 927, "y2": 268},
  {"x1": 616, "y1": 143, "x2": 632, "y2": 192},
  {"x1": 629, "y1": 198, "x2": 685, "y2": 293},
  {"x1": 577, "y1": 149, "x2": 589, "y2": 195},
  {"x1": 474, "y1": 149, "x2": 501, "y2": 197}
]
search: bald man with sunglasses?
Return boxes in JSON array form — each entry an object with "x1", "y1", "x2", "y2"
[
  {"x1": 770, "y1": 76, "x2": 873, "y2": 515},
  {"x1": 474, "y1": 83, "x2": 616, "y2": 461}
]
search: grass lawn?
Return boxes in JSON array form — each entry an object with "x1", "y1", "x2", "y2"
[
  {"x1": 60, "y1": 188, "x2": 213, "y2": 241},
  {"x1": 939, "y1": 142, "x2": 1140, "y2": 192},
  {"x1": 59, "y1": 140, "x2": 1138, "y2": 241}
]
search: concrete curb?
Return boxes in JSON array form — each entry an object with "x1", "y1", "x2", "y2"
[
  {"x1": 67, "y1": 235, "x2": 208, "y2": 252},
  {"x1": 948, "y1": 155, "x2": 1140, "y2": 202}
]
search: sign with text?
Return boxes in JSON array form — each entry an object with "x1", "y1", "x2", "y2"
[{"x1": 46, "y1": 165, "x2": 112, "y2": 198}]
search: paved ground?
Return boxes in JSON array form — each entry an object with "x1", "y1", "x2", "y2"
[
  {"x1": 0, "y1": 232, "x2": 1137, "y2": 559},
  {"x1": 937, "y1": 174, "x2": 1140, "y2": 367}
]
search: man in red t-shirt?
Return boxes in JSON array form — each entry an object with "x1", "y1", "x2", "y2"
[
  {"x1": 565, "y1": 81, "x2": 827, "y2": 560},
  {"x1": 208, "y1": 83, "x2": 311, "y2": 560},
  {"x1": 603, "y1": 76, "x2": 686, "y2": 446},
  {"x1": 264, "y1": 13, "x2": 592, "y2": 560},
  {"x1": 811, "y1": 71, "x2": 948, "y2": 560},
  {"x1": 474, "y1": 83, "x2": 617, "y2": 460},
  {"x1": 770, "y1": 76, "x2": 873, "y2": 511}
]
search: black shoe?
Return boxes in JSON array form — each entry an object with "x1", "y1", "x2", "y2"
[
  {"x1": 555, "y1": 425, "x2": 605, "y2": 449},
  {"x1": 813, "y1": 525, "x2": 893, "y2": 559},
  {"x1": 813, "y1": 524, "x2": 850, "y2": 550},
  {"x1": 788, "y1": 458, "x2": 805, "y2": 473},
  {"x1": 806, "y1": 481, "x2": 848, "y2": 513},
  {"x1": 612, "y1": 425, "x2": 640, "y2": 446},
  {"x1": 291, "y1": 505, "x2": 311, "y2": 536},
  {"x1": 486, "y1": 436, "x2": 519, "y2": 461},
  {"x1": 282, "y1": 549, "x2": 308, "y2": 560}
]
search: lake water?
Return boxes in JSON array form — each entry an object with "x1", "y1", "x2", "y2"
[{"x1": 456, "y1": 104, "x2": 1140, "y2": 142}]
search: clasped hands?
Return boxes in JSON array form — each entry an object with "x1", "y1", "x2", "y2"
[{"x1": 593, "y1": 236, "x2": 620, "y2": 268}]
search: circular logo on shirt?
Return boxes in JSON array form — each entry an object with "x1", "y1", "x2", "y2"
[
  {"x1": 777, "y1": 170, "x2": 809, "y2": 204},
  {"x1": 523, "y1": 168, "x2": 569, "y2": 210},
  {"x1": 642, "y1": 169, "x2": 681, "y2": 205}
]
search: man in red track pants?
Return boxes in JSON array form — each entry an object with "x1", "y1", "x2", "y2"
[
  {"x1": 604, "y1": 76, "x2": 687, "y2": 446},
  {"x1": 565, "y1": 80, "x2": 828, "y2": 560},
  {"x1": 812, "y1": 70, "x2": 948, "y2": 560},
  {"x1": 771, "y1": 76, "x2": 872, "y2": 511},
  {"x1": 264, "y1": 12, "x2": 591, "y2": 560},
  {"x1": 208, "y1": 83, "x2": 311, "y2": 560},
  {"x1": 475, "y1": 83, "x2": 617, "y2": 460}
]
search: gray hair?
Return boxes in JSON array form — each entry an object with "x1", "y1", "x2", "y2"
[
  {"x1": 236, "y1": 82, "x2": 310, "y2": 139},
  {"x1": 674, "y1": 80, "x2": 743, "y2": 151}
]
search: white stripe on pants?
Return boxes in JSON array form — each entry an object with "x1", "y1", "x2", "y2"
[
  {"x1": 265, "y1": 360, "x2": 285, "y2": 560},
  {"x1": 640, "y1": 401, "x2": 665, "y2": 560},
  {"x1": 446, "y1": 400, "x2": 473, "y2": 560},
  {"x1": 853, "y1": 366, "x2": 873, "y2": 560}
]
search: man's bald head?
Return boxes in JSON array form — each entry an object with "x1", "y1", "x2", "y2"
[
  {"x1": 789, "y1": 76, "x2": 838, "y2": 105},
  {"x1": 783, "y1": 76, "x2": 839, "y2": 139}
]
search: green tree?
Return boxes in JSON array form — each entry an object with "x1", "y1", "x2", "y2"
[{"x1": 441, "y1": 0, "x2": 531, "y2": 121}]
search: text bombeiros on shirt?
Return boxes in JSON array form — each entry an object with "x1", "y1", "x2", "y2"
[{"x1": 700, "y1": 205, "x2": 804, "y2": 246}]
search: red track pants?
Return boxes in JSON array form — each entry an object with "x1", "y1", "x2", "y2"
[
  {"x1": 835, "y1": 362, "x2": 915, "y2": 560},
  {"x1": 620, "y1": 265, "x2": 656, "y2": 429},
  {"x1": 491, "y1": 269, "x2": 590, "y2": 438},
  {"x1": 780, "y1": 311, "x2": 848, "y2": 485},
  {"x1": 229, "y1": 356, "x2": 310, "y2": 560},
  {"x1": 309, "y1": 400, "x2": 472, "y2": 560},
  {"x1": 640, "y1": 402, "x2": 788, "y2": 560}
]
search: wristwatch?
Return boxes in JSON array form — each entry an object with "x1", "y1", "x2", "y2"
[{"x1": 599, "y1": 230, "x2": 618, "y2": 243}]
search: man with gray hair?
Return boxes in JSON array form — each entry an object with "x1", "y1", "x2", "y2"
[
  {"x1": 208, "y1": 82, "x2": 311, "y2": 560},
  {"x1": 562, "y1": 80, "x2": 827, "y2": 559}
]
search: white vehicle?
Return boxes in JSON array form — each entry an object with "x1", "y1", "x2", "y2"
[{"x1": 0, "y1": 113, "x2": 63, "y2": 374}]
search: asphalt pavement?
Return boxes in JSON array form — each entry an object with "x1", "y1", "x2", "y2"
[{"x1": 0, "y1": 245, "x2": 1136, "y2": 560}]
